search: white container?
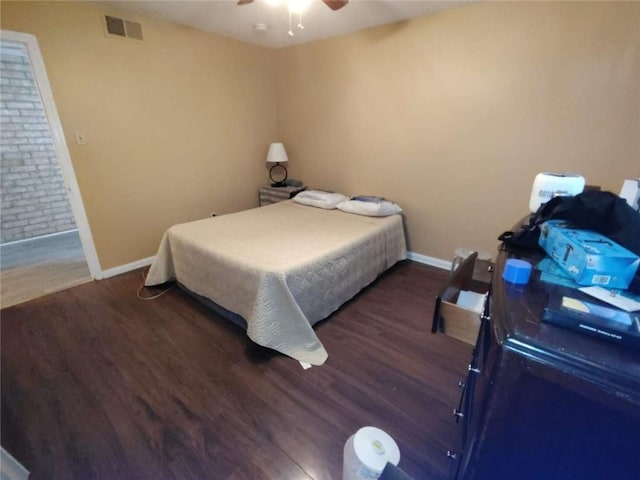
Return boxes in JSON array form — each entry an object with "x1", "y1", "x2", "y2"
[
  {"x1": 529, "y1": 172, "x2": 585, "y2": 212},
  {"x1": 619, "y1": 178, "x2": 640, "y2": 211},
  {"x1": 343, "y1": 426, "x2": 400, "y2": 480}
]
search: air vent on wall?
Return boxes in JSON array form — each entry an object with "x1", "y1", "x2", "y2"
[{"x1": 105, "y1": 15, "x2": 144, "y2": 40}]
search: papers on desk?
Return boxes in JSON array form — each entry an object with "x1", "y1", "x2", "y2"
[
  {"x1": 579, "y1": 286, "x2": 640, "y2": 312},
  {"x1": 543, "y1": 292, "x2": 640, "y2": 350}
]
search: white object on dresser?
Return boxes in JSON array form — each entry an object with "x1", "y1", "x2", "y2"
[{"x1": 619, "y1": 178, "x2": 640, "y2": 211}]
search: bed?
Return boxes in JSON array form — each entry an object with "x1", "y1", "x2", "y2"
[{"x1": 144, "y1": 200, "x2": 406, "y2": 365}]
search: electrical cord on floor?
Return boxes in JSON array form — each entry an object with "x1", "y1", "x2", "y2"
[{"x1": 136, "y1": 266, "x2": 176, "y2": 300}]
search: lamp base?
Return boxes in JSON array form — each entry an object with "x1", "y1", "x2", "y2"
[{"x1": 269, "y1": 162, "x2": 288, "y2": 187}]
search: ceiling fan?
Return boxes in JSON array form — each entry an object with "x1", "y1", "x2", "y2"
[{"x1": 237, "y1": 0, "x2": 349, "y2": 11}]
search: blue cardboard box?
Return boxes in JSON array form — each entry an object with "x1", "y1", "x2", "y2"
[{"x1": 538, "y1": 220, "x2": 640, "y2": 289}]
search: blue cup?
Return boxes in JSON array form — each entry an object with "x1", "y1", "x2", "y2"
[{"x1": 503, "y1": 259, "x2": 533, "y2": 284}]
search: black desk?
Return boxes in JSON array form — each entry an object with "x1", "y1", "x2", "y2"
[{"x1": 448, "y1": 245, "x2": 640, "y2": 480}]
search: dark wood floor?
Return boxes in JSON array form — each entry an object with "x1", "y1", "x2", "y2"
[{"x1": 1, "y1": 260, "x2": 471, "y2": 480}]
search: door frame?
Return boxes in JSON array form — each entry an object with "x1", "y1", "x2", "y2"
[{"x1": 1, "y1": 29, "x2": 102, "y2": 279}]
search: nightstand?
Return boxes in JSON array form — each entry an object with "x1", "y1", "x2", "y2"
[{"x1": 259, "y1": 185, "x2": 306, "y2": 206}]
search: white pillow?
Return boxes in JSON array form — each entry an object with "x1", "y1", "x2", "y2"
[
  {"x1": 293, "y1": 190, "x2": 349, "y2": 209},
  {"x1": 337, "y1": 199, "x2": 402, "y2": 217}
]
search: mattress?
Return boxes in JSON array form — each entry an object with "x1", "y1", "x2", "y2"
[{"x1": 145, "y1": 200, "x2": 406, "y2": 365}]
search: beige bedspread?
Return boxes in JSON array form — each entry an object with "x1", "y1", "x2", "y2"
[{"x1": 145, "y1": 200, "x2": 406, "y2": 365}]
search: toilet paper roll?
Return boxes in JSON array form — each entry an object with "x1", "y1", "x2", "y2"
[
  {"x1": 529, "y1": 172, "x2": 585, "y2": 213},
  {"x1": 343, "y1": 427, "x2": 400, "y2": 480}
]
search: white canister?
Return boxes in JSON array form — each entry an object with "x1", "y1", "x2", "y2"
[
  {"x1": 529, "y1": 172, "x2": 586, "y2": 213},
  {"x1": 343, "y1": 427, "x2": 400, "y2": 480}
]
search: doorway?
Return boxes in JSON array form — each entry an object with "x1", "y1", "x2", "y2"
[{"x1": 1, "y1": 31, "x2": 101, "y2": 308}]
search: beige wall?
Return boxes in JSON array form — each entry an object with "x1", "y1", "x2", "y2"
[
  {"x1": 1, "y1": 1, "x2": 276, "y2": 269},
  {"x1": 276, "y1": 1, "x2": 640, "y2": 261},
  {"x1": 2, "y1": 1, "x2": 638, "y2": 270}
]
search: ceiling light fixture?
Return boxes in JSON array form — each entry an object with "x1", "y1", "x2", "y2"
[
  {"x1": 272, "y1": 0, "x2": 309, "y2": 37},
  {"x1": 242, "y1": 0, "x2": 336, "y2": 38},
  {"x1": 288, "y1": 0, "x2": 310, "y2": 12},
  {"x1": 287, "y1": 4, "x2": 304, "y2": 37}
]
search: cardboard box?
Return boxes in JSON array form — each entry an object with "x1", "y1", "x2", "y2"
[{"x1": 539, "y1": 220, "x2": 640, "y2": 289}]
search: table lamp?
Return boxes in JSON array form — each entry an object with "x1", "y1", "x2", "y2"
[{"x1": 266, "y1": 142, "x2": 288, "y2": 187}]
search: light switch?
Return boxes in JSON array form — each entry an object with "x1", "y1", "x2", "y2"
[{"x1": 75, "y1": 131, "x2": 87, "y2": 145}]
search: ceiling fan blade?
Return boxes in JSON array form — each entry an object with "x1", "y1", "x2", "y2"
[
  {"x1": 322, "y1": 0, "x2": 348, "y2": 11},
  {"x1": 237, "y1": 0, "x2": 254, "y2": 5}
]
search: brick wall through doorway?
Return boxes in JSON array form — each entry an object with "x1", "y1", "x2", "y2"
[{"x1": 1, "y1": 42, "x2": 76, "y2": 244}]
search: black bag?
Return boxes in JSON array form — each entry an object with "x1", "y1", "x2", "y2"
[{"x1": 498, "y1": 190, "x2": 640, "y2": 290}]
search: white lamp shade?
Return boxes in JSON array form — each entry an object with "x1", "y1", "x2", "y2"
[{"x1": 266, "y1": 142, "x2": 288, "y2": 164}]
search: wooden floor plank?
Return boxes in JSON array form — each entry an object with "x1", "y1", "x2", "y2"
[{"x1": 1, "y1": 261, "x2": 471, "y2": 479}]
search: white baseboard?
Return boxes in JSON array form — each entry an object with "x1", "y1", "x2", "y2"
[
  {"x1": 1, "y1": 447, "x2": 29, "y2": 480},
  {"x1": 406, "y1": 251, "x2": 451, "y2": 270},
  {"x1": 101, "y1": 256, "x2": 155, "y2": 279}
]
